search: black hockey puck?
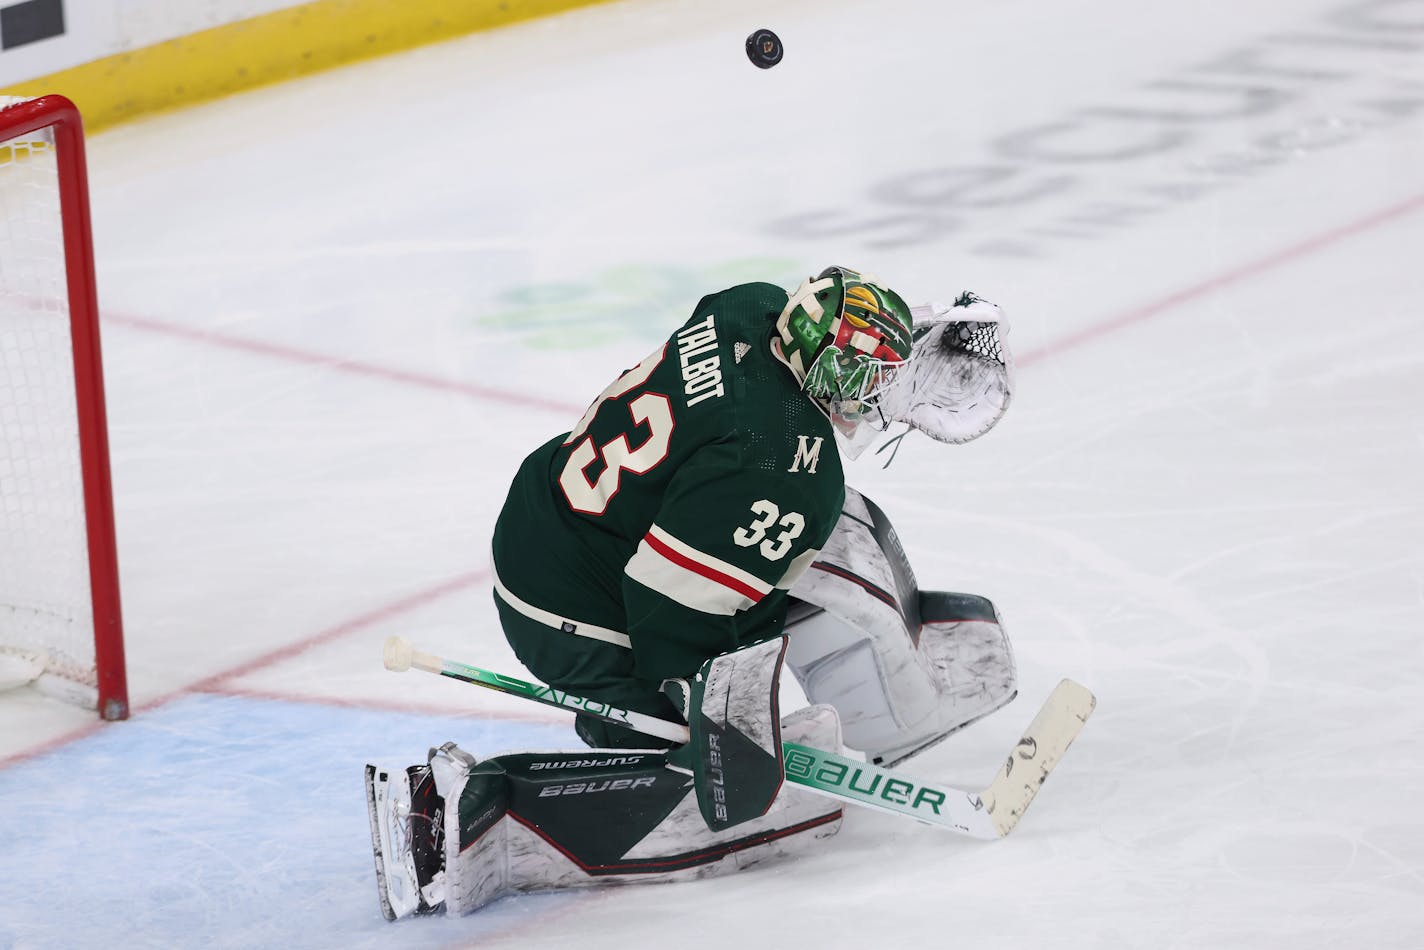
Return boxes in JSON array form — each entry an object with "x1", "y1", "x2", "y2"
[{"x1": 745, "y1": 29, "x2": 783, "y2": 69}]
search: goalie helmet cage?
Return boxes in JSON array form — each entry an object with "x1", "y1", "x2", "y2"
[{"x1": 1, "y1": 95, "x2": 128, "y2": 721}]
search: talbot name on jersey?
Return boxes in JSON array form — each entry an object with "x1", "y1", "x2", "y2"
[{"x1": 677, "y1": 314, "x2": 725, "y2": 406}]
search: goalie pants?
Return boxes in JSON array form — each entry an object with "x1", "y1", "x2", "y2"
[{"x1": 492, "y1": 591, "x2": 682, "y2": 749}]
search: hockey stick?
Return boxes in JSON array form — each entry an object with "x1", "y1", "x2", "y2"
[
  {"x1": 382, "y1": 636, "x2": 1095, "y2": 839},
  {"x1": 382, "y1": 636, "x2": 688, "y2": 743}
]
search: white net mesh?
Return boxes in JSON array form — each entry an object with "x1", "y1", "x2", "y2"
[{"x1": 0, "y1": 97, "x2": 99, "y2": 698}]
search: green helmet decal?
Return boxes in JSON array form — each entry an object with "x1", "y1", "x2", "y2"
[{"x1": 775, "y1": 266, "x2": 914, "y2": 410}]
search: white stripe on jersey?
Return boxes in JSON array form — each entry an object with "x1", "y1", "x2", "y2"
[
  {"x1": 492, "y1": 562, "x2": 632, "y2": 649},
  {"x1": 775, "y1": 545, "x2": 822, "y2": 590},
  {"x1": 625, "y1": 524, "x2": 774, "y2": 616}
]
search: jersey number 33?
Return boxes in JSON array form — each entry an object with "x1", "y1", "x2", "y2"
[{"x1": 558, "y1": 345, "x2": 673, "y2": 515}]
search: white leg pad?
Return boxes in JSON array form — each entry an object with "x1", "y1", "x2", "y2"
[
  {"x1": 786, "y1": 488, "x2": 1017, "y2": 765},
  {"x1": 785, "y1": 613, "x2": 941, "y2": 753}
]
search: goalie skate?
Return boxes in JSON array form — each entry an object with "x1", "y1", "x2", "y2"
[{"x1": 364, "y1": 762, "x2": 446, "y2": 921}]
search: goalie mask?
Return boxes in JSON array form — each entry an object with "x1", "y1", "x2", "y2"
[{"x1": 775, "y1": 266, "x2": 914, "y2": 458}]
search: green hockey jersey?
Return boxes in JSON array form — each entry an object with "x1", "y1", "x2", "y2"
[{"x1": 492, "y1": 282, "x2": 845, "y2": 685}]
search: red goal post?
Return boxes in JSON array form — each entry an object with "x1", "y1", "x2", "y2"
[{"x1": 1, "y1": 95, "x2": 128, "y2": 721}]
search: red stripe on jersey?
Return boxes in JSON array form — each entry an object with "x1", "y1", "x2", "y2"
[{"x1": 643, "y1": 531, "x2": 765, "y2": 604}]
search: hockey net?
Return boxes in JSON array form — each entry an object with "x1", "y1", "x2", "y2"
[{"x1": 0, "y1": 95, "x2": 128, "y2": 720}]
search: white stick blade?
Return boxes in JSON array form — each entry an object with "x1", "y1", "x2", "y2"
[
  {"x1": 981, "y1": 678, "x2": 1096, "y2": 837},
  {"x1": 383, "y1": 636, "x2": 414, "y2": 673}
]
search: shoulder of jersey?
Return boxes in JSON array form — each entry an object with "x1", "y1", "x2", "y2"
[
  {"x1": 673, "y1": 283, "x2": 839, "y2": 478},
  {"x1": 670, "y1": 283, "x2": 785, "y2": 406},
  {"x1": 703, "y1": 281, "x2": 790, "y2": 314}
]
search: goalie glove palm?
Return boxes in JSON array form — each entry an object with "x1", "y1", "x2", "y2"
[{"x1": 881, "y1": 295, "x2": 1014, "y2": 445}]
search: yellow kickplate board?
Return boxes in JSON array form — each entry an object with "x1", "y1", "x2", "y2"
[{"x1": 1, "y1": 0, "x2": 619, "y2": 133}]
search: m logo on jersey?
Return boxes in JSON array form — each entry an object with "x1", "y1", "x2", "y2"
[{"x1": 788, "y1": 436, "x2": 823, "y2": 474}]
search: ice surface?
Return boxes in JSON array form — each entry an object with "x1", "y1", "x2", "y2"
[
  {"x1": 0, "y1": 696, "x2": 577, "y2": 948},
  {"x1": 3, "y1": 0, "x2": 1422, "y2": 946}
]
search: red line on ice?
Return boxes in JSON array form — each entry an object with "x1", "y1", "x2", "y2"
[
  {"x1": 1017, "y1": 191, "x2": 1424, "y2": 367},
  {"x1": 0, "y1": 571, "x2": 489, "y2": 770},
  {"x1": 0, "y1": 719, "x2": 110, "y2": 770},
  {"x1": 199, "y1": 681, "x2": 565, "y2": 726},
  {"x1": 189, "y1": 569, "x2": 489, "y2": 691},
  {"x1": 103, "y1": 310, "x2": 585, "y2": 417}
]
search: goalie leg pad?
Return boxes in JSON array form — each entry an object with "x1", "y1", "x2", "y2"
[
  {"x1": 786, "y1": 612, "x2": 940, "y2": 751},
  {"x1": 873, "y1": 592, "x2": 1017, "y2": 765},
  {"x1": 786, "y1": 488, "x2": 1017, "y2": 766},
  {"x1": 436, "y1": 706, "x2": 843, "y2": 916}
]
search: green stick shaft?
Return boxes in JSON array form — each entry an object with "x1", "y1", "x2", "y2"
[{"x1": 425, "y1": 652, "x2": 689, "y2": 744}]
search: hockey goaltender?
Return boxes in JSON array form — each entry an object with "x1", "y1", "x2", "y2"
[{"x1": 366, "y1": 266, "x2": 1019, "y2": 919}]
